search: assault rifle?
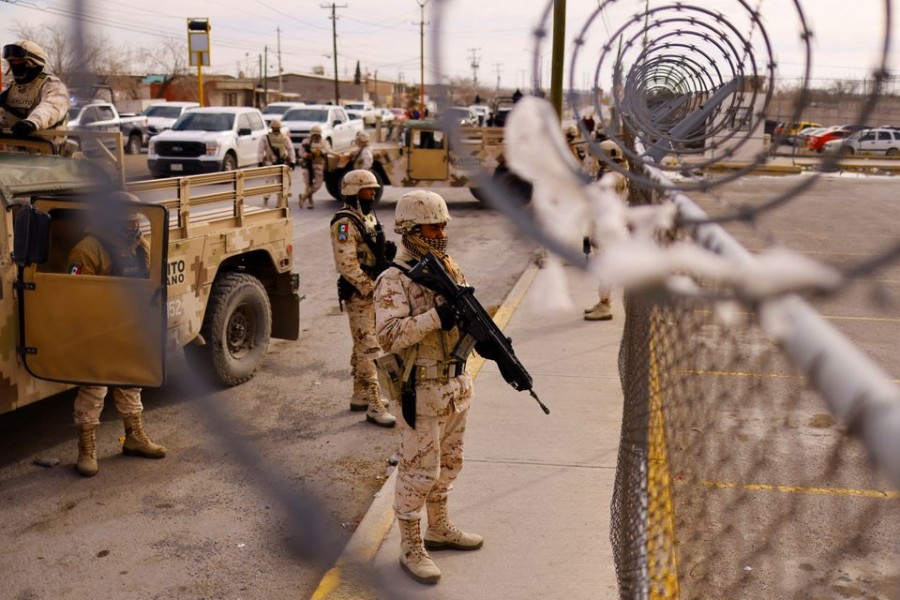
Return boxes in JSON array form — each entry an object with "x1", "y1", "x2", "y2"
[{"x1": 406, "y1": 252, "x2": 549, "y2": 414}]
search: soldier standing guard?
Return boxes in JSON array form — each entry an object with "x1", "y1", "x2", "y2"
[
  {"x1": 330, "y1": 169, "x2": 397, "y2": 427},
  {"x1": 0, "y1": 40, "x2": 69, "y2": 149},
  {"x1": 374, "y1": 190, "x2": 483, "y2": 585},
  {"x1": 298, "y1": 124, "x2": 331, "y2": 209},
  {"x1": 66, "y1": 192, "x2": 167, "y2": 477},
  {"x1": 257, "y1": 118, "x2": 296, "y2": 204},
  {"x1": 350, "y1": 130, "x2": 374, "y2": 171}
]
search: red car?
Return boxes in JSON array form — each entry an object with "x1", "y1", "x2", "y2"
[{"x1": 807, "y1": 128, "x2": 851, "y2": 153}]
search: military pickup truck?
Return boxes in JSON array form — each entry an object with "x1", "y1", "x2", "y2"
[
  {"x1": 0, "y1": 130, "x2": 300, "y2": 415},
  {"x1": 322, "y1": 119, "x2": 532, "y2": 204}
]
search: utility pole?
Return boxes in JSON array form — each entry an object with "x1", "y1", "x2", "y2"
[
  {"x1": 263, "y1": 45, "x2": 269, "y2": 106},
  {"x1": 415, "y1": 0, "x2": 428, "y2": 117},
  {"x1": 550, "y1": 0, "x2": 566, "y2": 119},
  {"x1": 494, "y1": 63, "x2": 502, "y2": 91},
  {"x1": 322, "y1": 3, "x2": 348, "y2": 104},
  {"x1": 258, "y1": 54, "x2": 263, "y2": 107},
  {"x1": 467, "y1": 47, "x2": 481, "y2": 88},
  {"x1": 277, "y1": 26, "x2": 283, "y2": 93}
]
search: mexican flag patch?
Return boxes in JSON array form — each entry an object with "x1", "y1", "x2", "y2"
[
  {"x1": 337, "y1": 223, "x2": 349, "y2": 242},
  {"x1": 67, "y1": 262, "x2": 83, "y2": 275}
]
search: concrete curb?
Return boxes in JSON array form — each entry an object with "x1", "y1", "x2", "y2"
[{"x1": 309, "y1": 261, "x2": 542, "y2": 599}]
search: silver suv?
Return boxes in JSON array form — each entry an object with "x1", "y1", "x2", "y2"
[{"x1": 824, "y1": 127, "x2": 900, "y2": 156}]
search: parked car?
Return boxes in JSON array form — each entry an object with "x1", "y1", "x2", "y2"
[
  {"x1": 262, "y1": 101, "x2": 305, "y2": 125},
  {"x1": 823, "y1": 127, "x2": 900, "y2": 156},
  {"x1": 376, "y1": 108, "x2": 394, "y2": 125},
  {"x1": 468, "y1": 104, "x2": 491, "y2": 126},
  {"x1": 807, "y1": 128, "x2": 851, "y2": 153},
  {"x1": 343, "y1": 101, "x2": 378, "y2": 126},
  {"x1": 147, "y1": 106, "x2": 268, "y2": 177},
  {"x1": 441, "y1": 106, "x2": 479, "y2": 127},
  {"x1": 389, "y1": 108, "x2": 410, "y2": 124},
  {"x1": 280, "y1": 104, "x2": 362, "y2": 151},
  {"x1": 143, "y1": 102, "x2": 200, "y2": 140},
  {"x1": 773, "y1": 120, "x2": 822, "y2": 144},
  {"x1": 67, "y1": 101, "x2": 149, "y2": 154}
]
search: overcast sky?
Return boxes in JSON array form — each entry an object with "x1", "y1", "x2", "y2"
[{"x1": 1, "y1": 0, "x2": 896, "y2": 90}]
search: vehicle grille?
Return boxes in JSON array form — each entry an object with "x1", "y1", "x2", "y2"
[{"x1": 155, "y1": 141, "x2": 206, "y2": 157}]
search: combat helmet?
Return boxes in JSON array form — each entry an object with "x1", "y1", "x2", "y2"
[
  {"x1": 394, "y1": 190, "x2": 451, "y2": 234},
  {"x1": 310, "y1": 125, "x2": 323, "y2": 136},
  {"x1": 341, "y1": 169, "x2": 380, "y2": 197},
  {"x1": 2, "y1": 40, "x2": 47, "y2": 69},
  {"x1": 599, "y1": 139, "x2": 625, "y2": 163},
  {"x1": 355, "y1": 130, "x2": 370, "y2": 145}
]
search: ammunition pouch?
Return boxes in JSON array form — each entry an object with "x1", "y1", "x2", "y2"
[
  {"x1": 375, "y1": 349, "x2": 418, "y2": 428},
  {"x1": 336, "y1": 275, "x2": 357, "y2": 309}
]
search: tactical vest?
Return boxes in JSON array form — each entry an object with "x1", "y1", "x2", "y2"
[
  {"x1": 0, "y1": 73, "x2": 67, "y2": 129},
  {"x1": 101, "y1": 237, "x2": 151, "y2": 279},
  {"x1": 266, "y1": 132, "x2": 286, "y2": 159}
]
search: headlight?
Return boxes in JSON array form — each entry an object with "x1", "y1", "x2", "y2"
[
  {"x1": 148, "y1": 139, "x2": 156, "y2": 154},
  {"x1": 205, "y1": 141, "x2": 220, "y2": 155}
]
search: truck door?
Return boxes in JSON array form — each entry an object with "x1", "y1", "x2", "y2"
[
  {"x1": 16, "y1": 198, "x2": 168, "y2": 387},
  {"x1": 408, "y1": 128, "x2": 449, "y2": 180}
]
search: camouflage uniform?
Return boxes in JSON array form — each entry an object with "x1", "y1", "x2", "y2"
[
  {"x1": 0, "y1": 72, "x2": 69, "y2": 151},
  {"x1": 298, "y1": 135, "x2": 331, "y2": 208},
  {"x1": 331, "y1": 209, "x2": 381, "y2": 402},
  {"x1": 374, "y1": 247, "x2": 474, "y2": 519},
  {"x1": 68, "y1": 232, "x2": 151, "y2": 426},
  {"x1": 257, "y1": 125, "x2": 296, "y2": 203}
]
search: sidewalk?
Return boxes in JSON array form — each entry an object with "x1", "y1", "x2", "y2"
[{"x1": 312, "y1": 263, "x2": 624, "y2": 599}]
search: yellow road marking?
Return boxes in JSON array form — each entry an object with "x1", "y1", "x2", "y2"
[
  {"x1": 692, "y1": 308, "x2": 900, "y2": 324},
  {"x1": 686, "y1": 369, "x2": 802, "y2": 379},
  {"x1": 648, "y1": 309, "x2": 681, "y2": 599},
  {"x1": 704, "y1": 480, "x2": 900, "y2": 499}
]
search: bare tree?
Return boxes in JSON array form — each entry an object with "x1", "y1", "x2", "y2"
[{"x1": 136, "y1": 37, "x2": 191, "y2": 100}]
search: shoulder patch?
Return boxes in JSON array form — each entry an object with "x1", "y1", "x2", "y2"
[
  {"x1": 67, "y1": 262, "x2": 83, "y2": 275},
  {"x1": 337, "y1": 222, "x2": 350, "y2": 242}
]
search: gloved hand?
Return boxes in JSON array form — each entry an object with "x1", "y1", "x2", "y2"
[
  {"x1": 12, "y1": 120, "x2": 36, "y2": 137},
  {"x1": 435, "y1": 299, "x2": 458, "y2": 331},
  {"x1": 384, "y1": 240, "x2": 397, "y2": 261}
]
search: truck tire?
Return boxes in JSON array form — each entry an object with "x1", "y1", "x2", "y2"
[
  {"x1": 125, "y1": 132, "x2": 142, "y2": 155},
  {"x1": 222, "y1": 152, "x2": 238, "y2": 172},
  {"x1": 324, "y1": 169, "x2": 343, "y2": 200},
  {"x1": 187, "y1": 272, "x2": 272, "y2": 386}
]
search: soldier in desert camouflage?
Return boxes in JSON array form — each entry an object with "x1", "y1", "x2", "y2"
[
  {"x1": 0, "y1": 40, "x2": 69, "y2": 149},
  {"x1": 374, "y1": 190, "x2": 483, "y2": 585},
  {"x1": 297, "y1": 124, "x2": 331, "y2": 209},
  {"x1": 66, "y1": 192, "x2": 167, "y2": 477},
  {"x1": 584, "y1": 139, "x2": 630, "y2": 321},
  {"x1": 330, "y1": 169, "x2": 397, "y2": 427}
]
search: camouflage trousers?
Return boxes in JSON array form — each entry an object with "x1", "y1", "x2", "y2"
[
  {"x1": 301, "y1": 163, "x2": 325, "y2": 199},
  {"x1": 73, "y1": 386, "x2": 143, "y2": 427},
  {"x1": 394, "y1": 404, "x2": 469, "y2": 520},
  {"x1": 345, "y1": 295, "x2": 380, "y2": 401}
]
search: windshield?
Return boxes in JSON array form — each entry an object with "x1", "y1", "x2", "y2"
[
  {"x1": 67, "y1": 107, "x2": 82, "y2": 120},
  {"x1": 145, "y1": 105, "x2": 186, "y2": 119},
  {"x1": 345, "y1": 103, "x2": 364, "y2": 110},
  {"x1": 172, "y1": 112, "x2": 234, "y2": 132},
  {"x1": 283, "y1": 108, "x2": 328, "y2": 122},
  {"x1": 263, "y1": 105, "x2": 293, "y2": 115}
]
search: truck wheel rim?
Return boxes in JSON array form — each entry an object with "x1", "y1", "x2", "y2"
[{"x1": 226, "y1": 305, "x2": 256, "y2": 358}]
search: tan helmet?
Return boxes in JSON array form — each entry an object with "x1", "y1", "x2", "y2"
[
  {"x1": 341, "y1": 169, "x2": 380, "y2": 197},
  {"x1": 394, "y1": 190, "x2": 451, "y2": 234},
  {"x1": 270, "y1": 119, "x2": 282, "y2": 131},
  {"x1": 2, "y1": 40, "x2": 47, "y2": 69},
  {"x1": 355, "y1": 130, "x2": 370, "y2": 145},
  {"x1": 310, "y1": 124, "x2": 323, "y2": 136},
  {"x1": 599, "y1": 139, "x2": 624, "y2": 163},
  {"x1": 565, "y1": 124, "x2": 578, "y2": 139}
]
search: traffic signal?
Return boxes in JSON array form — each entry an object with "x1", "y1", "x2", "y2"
[{"x1": 188, "y1": 19, "x2": 210, "y2": 32}]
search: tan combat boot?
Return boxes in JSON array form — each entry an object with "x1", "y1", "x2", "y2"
[
  {"x1": 350, "y1": 380, "x2": 369, "y2": 412},
  {"x1": 584, "y1": 300, "x2": 613, "y2": 321},
  {"x1": 365, "y1": 395, "x2": 397, "y2": 428},
  {"x1": 122, "y1": 413, "x2": 167, "y2": 459},
  {"x1": 398, "y1": 518, "x2": 441, "y2": 585},
  {"x1": 424, "y1": 499, "x2": 484, "y2": 551},
  {"x1": 76, "y1": 424, "x2": 99, "y2": 478}
]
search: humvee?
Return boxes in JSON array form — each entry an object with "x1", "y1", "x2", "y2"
[
  {"x1": 0, "y1": 130, "x2": 299, "y2": 415},
  {"x1": 322, "y1": 120, "x2": 532, "y2": 204}
]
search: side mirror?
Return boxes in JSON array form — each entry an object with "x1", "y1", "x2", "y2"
[
  {"x1": 13, "y1": 204, "x2": 51, "y2": 266},
  {"x1": 238, "y1": 127, "x2": 252, "y2": 136}
]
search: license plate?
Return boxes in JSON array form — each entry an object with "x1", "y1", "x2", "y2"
[{"x1": 170, "y1": 164, "x2": 183, "y2": 172}]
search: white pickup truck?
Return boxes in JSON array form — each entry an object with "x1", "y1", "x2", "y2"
[
  {"x1": 344, "y1": 101, "x2": 378, "y2": 126},
  {"x1": 281, "y1": 104, "x2": 362, "y2": 151},
  {"x1": 147, "y1": 106, "x2": 268, "y2": 178},
  {"x1": 67, "y1": 102, "x2": 149, "y2": 155}
]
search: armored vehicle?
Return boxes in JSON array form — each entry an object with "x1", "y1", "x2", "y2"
[{"x1": 0, "y1": 130, "x2": 299, "y2": 415}]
